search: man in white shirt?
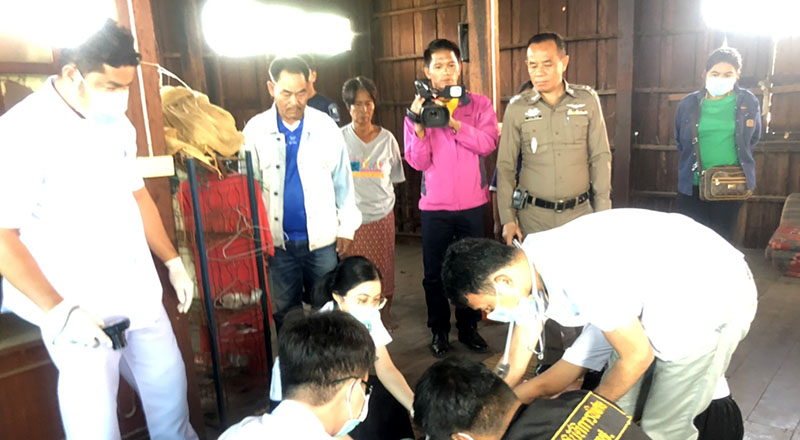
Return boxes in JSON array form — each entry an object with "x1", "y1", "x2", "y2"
[
  {"x1": 241, "y1": 57, "x2": 361, "y2": 330},
  {"x1": 220, "y1": 311, "x2": 375, "y2": 439},
  {"x1": 0, "y1": 21, "x2": 196, "y2": 439},
  {"x1": 441, "y1": 209, "x2": 757, "y2": 440}
]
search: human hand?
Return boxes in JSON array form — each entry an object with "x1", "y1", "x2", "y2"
[
  {"x1": 40, "y1": 301, "x2": 112, "y2": 348},
  {"x1": 166, "y1": 257, "x2": 194, "y2": 313},
  {"x1": 502, "y1": 222, "x2": 523, "y2": 246},
  {"x1": 409, "y1": 95, "x2": 426, "y2": 115},
  {"x1": 336, "y1": 237, "x2": 353, "y2": 257}
]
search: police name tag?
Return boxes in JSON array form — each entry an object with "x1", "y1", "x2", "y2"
[
  {"x1": 525, "y1": 108, "x2": 543, "y2": 121},
  {"x1": 551, "y1": 392, "x2": 634, "y2": 440}
]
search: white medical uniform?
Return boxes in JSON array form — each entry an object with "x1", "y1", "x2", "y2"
[
  {"x1": 521, "y1": 208, "x2": 757, "y2": 440},
  {"x1": 218, "y1": 399, "x2": 334, "y2": 439},
  {"x1": 269, "y1": 301, "x2": 391, "y2": 401},
  {"x1": 0, "y1": 77, "x2": 196, "y2": 439}
]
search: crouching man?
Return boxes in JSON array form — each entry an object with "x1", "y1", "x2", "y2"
[
  {"x1": 219, "y1": 311, "x2": 375, "y2": 439},
  {"x1": 441, "y1": 208, "x2": 757, "y2": 439},
  {"x1": 412, "y1": 357, "x2": 649, "y2": 439}
]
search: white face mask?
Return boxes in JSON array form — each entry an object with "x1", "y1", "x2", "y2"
[
  {"x1": 77, "y1": 72, "x2": 130, "y2": 123},
  {"x1": 705, "y1": 76, "x2": 736, "y2": 97},
  {"x1": 348, "y1": 305, "x2": 381, "y2": 333},
  {"x1": 334, "y1": 379, "x2": 370, "y2": 437},
  {"x1": 487, "y1": 283, "x2": 543, "y2": 328}
]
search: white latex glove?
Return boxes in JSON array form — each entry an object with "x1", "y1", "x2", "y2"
[
  {"x1": 165, "y1": 257, "x2": 194, "y2": 313},
  {"x1": 40, "y1": 300, "x2": 112, "y2": 348}
]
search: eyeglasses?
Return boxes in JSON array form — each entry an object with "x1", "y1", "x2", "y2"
[
  {"x1": 332, "y1": 376, "x2": 373, "y2": 398},
  {"x1": 346, "y1": 296, "x2": 387, "y2": 310}
]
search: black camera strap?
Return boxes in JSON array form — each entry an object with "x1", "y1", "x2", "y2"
[{"x1": 406, "y1": 108, "x2": 423, "y2": 124}]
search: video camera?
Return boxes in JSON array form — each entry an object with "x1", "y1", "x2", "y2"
[{"x1": 407, "y1": 80, "x2": 464, "y2": 128}]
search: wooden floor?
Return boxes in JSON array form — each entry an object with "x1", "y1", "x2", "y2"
[{"x1": 386, "y1": 242, "x2": 800, "y2": 439}]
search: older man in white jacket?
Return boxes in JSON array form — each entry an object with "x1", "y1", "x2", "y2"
[{"x1": 242, "y1": 56, "x2": 361, "y2": 330}]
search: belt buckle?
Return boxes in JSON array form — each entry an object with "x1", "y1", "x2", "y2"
[{"x1": 555, "y1": 199, "x2": 565, "y2": 213}]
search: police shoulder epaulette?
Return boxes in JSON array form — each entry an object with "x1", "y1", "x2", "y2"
[
  {"x1": 509, "y1": 94, "x2": 522, "y2": 105},
  {"x1": 571, "y1": 84, "x2": 598, "y2": 96}
]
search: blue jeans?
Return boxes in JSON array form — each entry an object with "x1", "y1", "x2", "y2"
[{"x1": 269, "y1": 241, "x2": 337, "y2": 331}]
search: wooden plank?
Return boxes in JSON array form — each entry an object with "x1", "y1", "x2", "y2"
[
  {"x1": 373, "y1": 0, "x2": 464, "y2": 17},
  {"x1": 113, "y1": 0, "x2": 205, "y2": 436},
  {"x1": 180, "y1": 0, "x2": 209, "y2": 93},
  {"x1": 398, "y1": 9, "x2": 416, "y2": 55},
  {"x1": 634, "y1": 36, "x2": 661, "y2": 88},
  {"x1": 567, "y1": 0, "x2": 597, "y2": 36},
  {"x1": 436, "y1": 6, "x2": 461, "y2": 45},
  {"x1": 418, "y1": 10, "x2": 438, "y2": 55},
  {"x1": 467, "y1": 0, "x2": 500, "y2": 103},
  {"x1": 574, "y1": 40, "x2": 598, "y2": 87},
  {"x1": 512, "y1": 0, "x2": 540, "y2": 45},
  {"x1": 539, "y1": 0, "x2": 567, "y2": 37},
  {"x1": 597, "y1": 0, "x2": 617, "y2": 36},
  {"x1": 613, "y1": 0, "x2": 634, "y2": 205}
]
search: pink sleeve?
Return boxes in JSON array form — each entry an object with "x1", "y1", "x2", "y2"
[
  {"x1": 453, "y1": 95, "x2": 499, "y2": 156},
  {"x1": 403, "y1": 117, "x2": 433, "y2": 171}
]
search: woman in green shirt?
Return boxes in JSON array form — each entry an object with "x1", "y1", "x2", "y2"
[{"x1": 674, "y1": 47, "x2": 762, "y2": 241}]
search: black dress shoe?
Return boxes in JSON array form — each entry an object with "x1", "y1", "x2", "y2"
[
  {"x1": 458, "y1": 329, "x2": 489, "y2": 353},
  {"x1": 430, "y1": 331, "x2": 450, "y2": 357}
]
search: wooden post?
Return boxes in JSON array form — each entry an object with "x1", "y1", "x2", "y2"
[
  {"x1": 466, "y1": 0, "x2": 500, "y2": 237},
  {"x1": 614, "y1": 0, "x2": 635, "y2": 206},
  {"x1": 466, "y1": 0, "x2": 499, "y2": 105},
  {"x1": 114, "y1": 0, "x2": 205, "y2": 437},
  {"x1": 181, "y1": 0, "x2": 209, "y2": 93},
  {"x1": 352, "y1": 0, "x2": 375, "y2": 80}
]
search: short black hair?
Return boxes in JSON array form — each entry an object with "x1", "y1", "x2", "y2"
[
  {"x1": 706, "y1": 46, "x2": 742, "y2": 72},
  {"x1": 269, "y1": 56, "x2": 310, "y2": 82},
  {"x1": 414, "y1": 357, "x2": 518, "y2": 440},
  {"x1": 424, "y1": 39, "x2": 461, "y2": 66},
  {"x1": 527, "y1": 32, "x2": 567, "y2": 56},
  {"x1": 313, "y1": 256, "x2": 383, "y2": 305},
  {"x1": 59, "y1": 19, "x2": 141, "y2": 74},
  {"x1": 279, "y1": 311, "x2": 375, "y2": 405},
  {"x1": 442, "y1": 238, "x2": 518, "y2": 307},
  {"x1": 297, "y1": 54, "x2": 318, "y2": 71},
  {"x1": 341, "y1": 76, "x2": 378, "y2": 108}
]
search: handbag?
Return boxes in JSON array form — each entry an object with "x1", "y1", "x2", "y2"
[{"x1": 692, "y1": 136, "x2": 752, "y2": 201}]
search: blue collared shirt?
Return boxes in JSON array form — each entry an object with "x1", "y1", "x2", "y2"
[{"x1": 277, "y1": 114, "x2": 308, "y2": 241}]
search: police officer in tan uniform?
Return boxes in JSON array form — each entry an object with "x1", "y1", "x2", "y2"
[{"x1": 496, "y1": 32, "x2": 612, "y2": 371}]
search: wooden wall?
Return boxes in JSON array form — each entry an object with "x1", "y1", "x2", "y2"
[
  {"x1": 151, "y1": 0, "x2": 800, "y2": 248},
  {"x1": 151, "y1": 0, "x2": 373, "y2": 130},
  {"x1": 371, "y1": 0, "x2": 470, "y2": 234},
  {"x1": 629, "y1": 0, "x2": 800, "y2": 248}
]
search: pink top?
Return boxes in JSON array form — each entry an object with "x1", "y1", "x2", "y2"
[{"x1": 403, "y1": 91, "x2": 499, "y2": 211}]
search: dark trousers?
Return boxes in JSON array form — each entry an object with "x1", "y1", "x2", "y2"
[
  {"x1": 268, "y1": 241, "x2": 337, "y2": 331},
  {"x1": 676, "y1": 186, "x2": 743, "y2": 242},
  {"x1": 421, "y1": 205, "x2": 485, "y2": 334}
]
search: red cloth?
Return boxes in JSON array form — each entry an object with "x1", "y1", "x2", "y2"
[{"x1": 349, "y1": 211, "x2": 396, "y2": 298}]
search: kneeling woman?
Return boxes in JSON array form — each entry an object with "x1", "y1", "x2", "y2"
[{"x1": 270, "y1": 256, "x2": 415, "y2": 439}]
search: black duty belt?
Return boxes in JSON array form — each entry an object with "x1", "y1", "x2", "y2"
[{"x1": 526, "y1": 191, "x2": 591, "y2": 212}]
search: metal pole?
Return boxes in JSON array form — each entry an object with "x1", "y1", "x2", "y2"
[
  {"x1": 244, "y1": 152, "x2": 274, "y2": 369},
  {"x1": 186, "y1": 158, "x2": 227, "y2": 426}
]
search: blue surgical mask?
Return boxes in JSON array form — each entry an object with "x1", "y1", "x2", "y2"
[
  {"x1": 705, "y1": 77, "x2": 736, "y2": 97},
  {"x1": 334, "y1": 379, "x2": 370, "y2": 437}
]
